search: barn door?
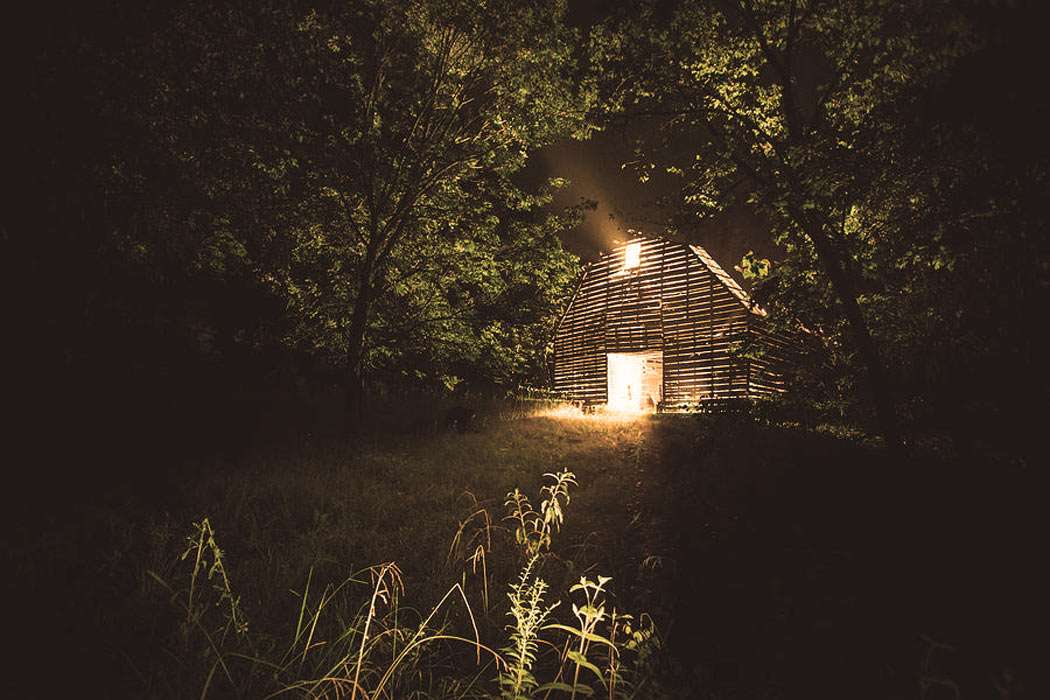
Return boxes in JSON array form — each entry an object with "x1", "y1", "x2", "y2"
[{"x1": 607, "y1": 351, "x2": 663, "y2": 412}]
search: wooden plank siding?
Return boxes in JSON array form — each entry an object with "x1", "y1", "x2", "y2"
[{"x1": 553, "y1": 236, "x2": 789, "y2": 408}]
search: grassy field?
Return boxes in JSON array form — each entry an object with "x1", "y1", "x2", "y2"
[{"x1": 5, "y1": 401, "x2": 1040, "y2": 698}]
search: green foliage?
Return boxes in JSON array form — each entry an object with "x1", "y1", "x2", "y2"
[
  {"x1": 737, "y1": 250, "x2": 771, "y2": 282},
  {"x1": 80, "y1": 0, "x2": 593, "y2": 400},
  {"x1": 499, "y1": 555, "x2": 559, "y2": 699},
  {"x1": 545, "y1": 575, "x2": 617, "y2": 699},
  {"x1": 176, "y1": 518, "x2": 249, "y2": 639},
  {"x1": 150, "y1": 523, "x2": 491, "y2": 698},
  {"x1": 599, "y1": 1, "x2": 1046, "y2": 446},
  {"x1": 252, "y1": 0, "x2": 593, "y2": 394},
  {"x1": 137, "y1": 456, "x2": 666, "y2": 698},
  {"x1": 147, "y1": 518, "x2": 251, "y2": 696},
  {"x1": 505, "y1": 470, "x2": 577, "y2": 558}
]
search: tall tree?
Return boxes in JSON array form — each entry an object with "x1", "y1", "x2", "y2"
[
  {"x1": 277, "y1": 175, "x2": 583, "y2": 394},
  {"x1": 63, "y1": 0, "x2": 592, "y2": 428},
  {"x1": 245, "y1": 0, "x2": 593, "y2": 425},
  {"x1": 600, "y1": 0, "x2": 979, "y2": 447}
]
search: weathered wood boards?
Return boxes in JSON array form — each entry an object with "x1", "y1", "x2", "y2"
[{"x1": 552, "y1": 236, "x2": 789, "y2": 408}]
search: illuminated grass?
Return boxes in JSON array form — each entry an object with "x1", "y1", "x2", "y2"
[
  {"x1": 139, "y1": 465, "x2": 662, "y2": 697},
  {"x1": 107, "y1": 402, "x2": 669, "y2": 697}
]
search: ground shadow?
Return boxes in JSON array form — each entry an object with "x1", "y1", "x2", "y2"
[{"x1": 630, "y1": 415, "x2": 1039, "y2": 698}]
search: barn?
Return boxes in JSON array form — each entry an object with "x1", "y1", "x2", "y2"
[{"x1": 552, "y1": 235, "x2": 791, "y2": 412}]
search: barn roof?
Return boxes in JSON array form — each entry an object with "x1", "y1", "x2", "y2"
[
  {"x1": 630, "y1": 235, "x2": 765, "y2": 316},
  {"x1": 554, "y1": 234, "x2": 766, "y2": 340},
  {"x1": 687, "y1": 243, "x2": 765, "y2": 316}
]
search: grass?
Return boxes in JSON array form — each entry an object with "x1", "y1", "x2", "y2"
[
  {"x1": 133, "y1": 418, "x2": 662, "y2": 698},
  {"x1": 7, "y1": 402, "x2": 667, "y2": 698},
  {"x1": 5, "y1": 399, "x2": 1039, "y2": 698}
]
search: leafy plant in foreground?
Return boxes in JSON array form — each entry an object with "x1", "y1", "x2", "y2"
[
  {"x1": 505, "y1": 470, "x2": 577, "y2": 558},
  {"x1": 500, "y1": 554, "x2": 560, "y2": 700},
  {"x1": 146, "y1": 468, "x2": 664, "y2": 698},
  {"x1": 180, "y1": 517, "x2": 249, "y2": 638},
  {"x1": 147, "y1": 517, "x2": 250, "y2": 696}
]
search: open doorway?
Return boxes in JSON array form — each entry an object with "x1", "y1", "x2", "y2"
[{"x1": 606, "y1": 350, "x2": 663, "y2": 412}]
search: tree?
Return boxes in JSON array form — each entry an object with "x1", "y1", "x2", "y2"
[
  {"x1": 276, "y1": 175, "x2": 583, "y2": 395},
  {"x1": 60, "y1": 0, "x2": 592, "y2": 429},
  {"x1": 244, "y1": 0, "x2": 593, "y2": 426},
  {"x1": 600, "y1": 0, "x2": 980, "y2": 447}
]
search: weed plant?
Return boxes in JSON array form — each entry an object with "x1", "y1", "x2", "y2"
[{"x1": 144, "y1": 465, "x2": 663, "y2": 698}]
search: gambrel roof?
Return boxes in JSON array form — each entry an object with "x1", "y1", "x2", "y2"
[
  {"x1": 557, "y1": 235, "x2": 764, "y2": 333},
  {"x1": 688, "y1": 243, "x2": 766, "y2": 316}
]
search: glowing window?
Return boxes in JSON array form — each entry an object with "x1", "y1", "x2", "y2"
[{"x1": 624, "y1": 242, "x2": 641, "y2": 269}]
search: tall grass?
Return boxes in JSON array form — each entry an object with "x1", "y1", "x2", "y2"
[
  {"x1": 145, "y1": 467, "x2": 664, "y2": 698},
  {"x1": 4, "y1": 399, "x2": 668, "y2": 696}
]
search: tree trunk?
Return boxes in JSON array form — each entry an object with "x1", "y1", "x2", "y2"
[
  {"x1": 345, "y1": 254, "x2": 376, "y2": 434},
  {"x1": 799, "y1": 215, "x2": 902, "y2": 452},
  {"x1": 767, "y1": 59, "x2": 902, "y2": 451}
]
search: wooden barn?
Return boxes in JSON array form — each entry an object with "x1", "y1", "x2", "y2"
[{"x1": 552, "y1": 235, "x2": 791, "y2": 411}]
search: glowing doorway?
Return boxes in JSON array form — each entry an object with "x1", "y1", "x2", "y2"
[{"x1": 606, "y1": 351, "x2": 663, "y2": 413}]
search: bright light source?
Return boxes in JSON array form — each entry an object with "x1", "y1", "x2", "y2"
[
  {"x1": 624, "y1": 242, "x2": 641, "y2": 269},
  {"x1": 607, "y1": 351, "x2": 662, "y2": 413},
  {"x1": 607, "y1": 353, "x2": 643, "y2": 412}
]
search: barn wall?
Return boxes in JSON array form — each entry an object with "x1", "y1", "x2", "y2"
[
  {"x1": 660, "y1": 240, "x2": 751, "y2": 405},
  {"x1": 553, "y1": 237, "x2": 778, "y2": 407},
  {"x1": 552, "y1": 260, "x2": 608, "y2": 403},
  {"x1": 746, "y1": 317, "x2": 796, "y2": 398}
]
